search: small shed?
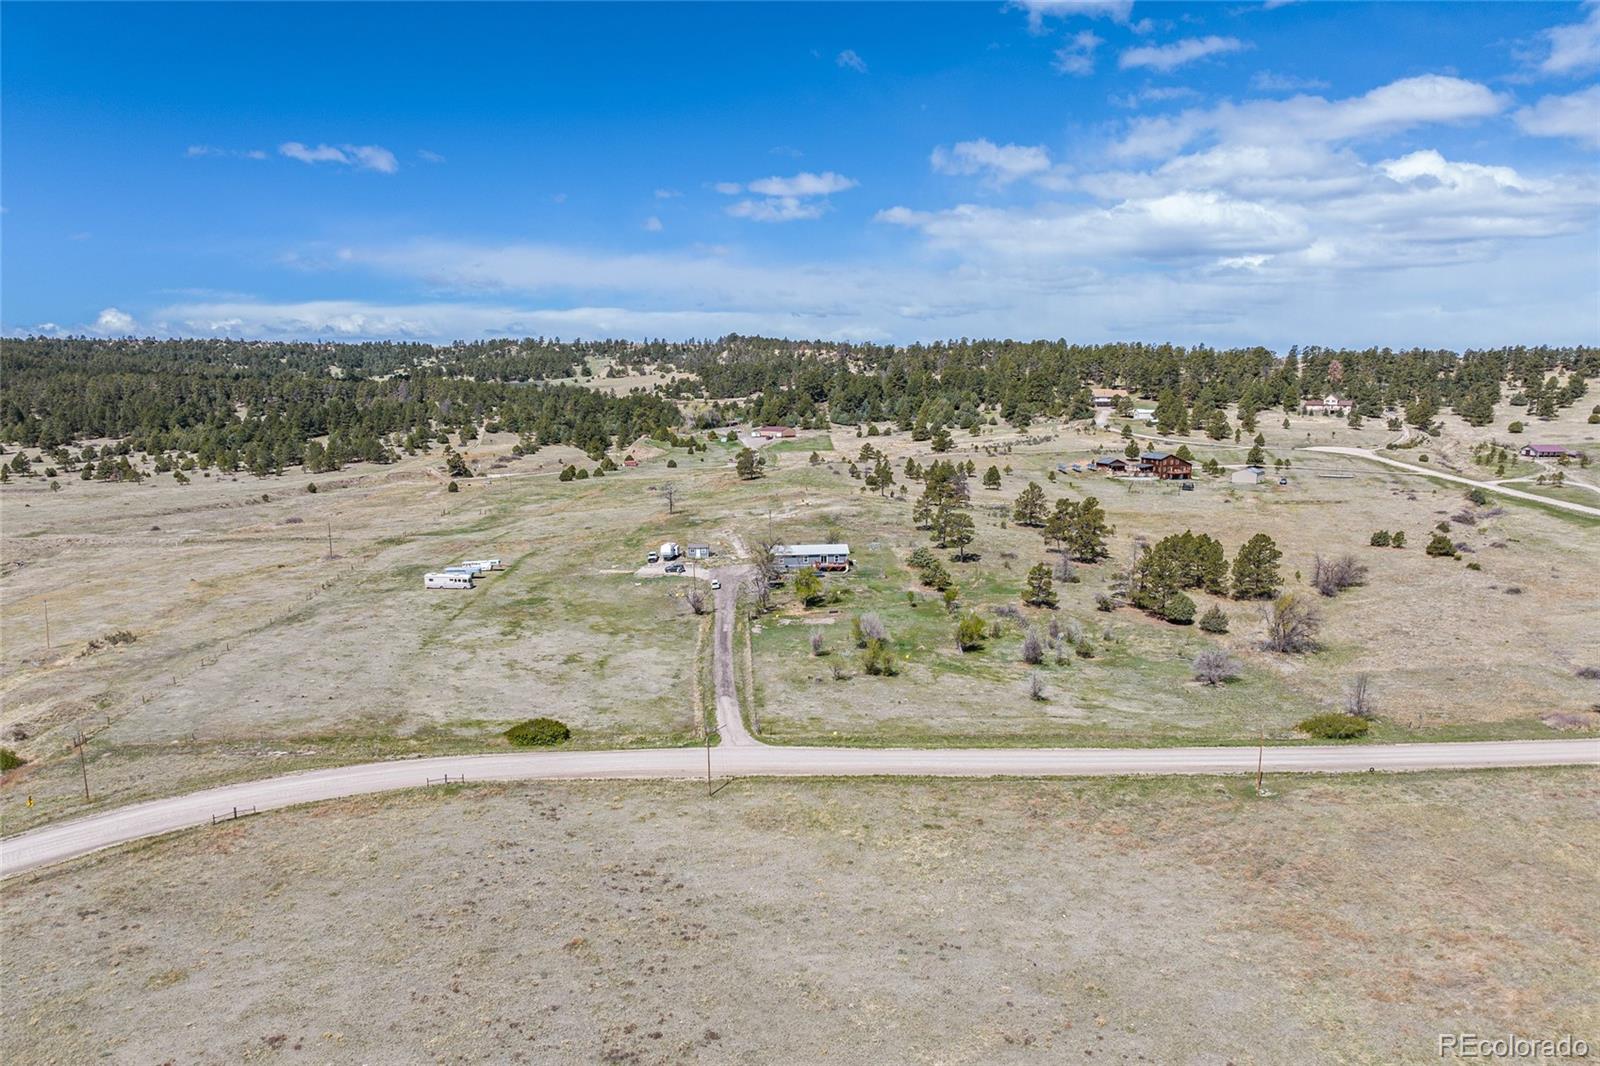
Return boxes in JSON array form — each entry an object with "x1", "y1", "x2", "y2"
[
  {"x1": 686, "y1": 544, "x2": 712, "y2": 560},
  {"x1": 1230, "y1": 465, "x2": 1266, "y2": 485}
]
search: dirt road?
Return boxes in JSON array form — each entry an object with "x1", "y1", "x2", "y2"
[
  {"x1": 2, "y1": 739, "x2": 1593, "y2": 877},
  {"x1": 1305, "y1": 446, "x2": 1600, "y2": 517},
  {"x1": 710, "y1": 564, "x2": 758, "y2": 745}
]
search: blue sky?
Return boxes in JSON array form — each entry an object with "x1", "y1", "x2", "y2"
[{"x1": 3, "y1": 1, "x2": 1598, "y2": 348}]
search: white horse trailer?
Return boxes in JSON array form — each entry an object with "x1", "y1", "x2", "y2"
[
  {"x1": 425, "y1": 572, "x2": 474, "y2": 589},
  {"x1": 461, "y1": 558, "x2": 501, "y2": 571}
]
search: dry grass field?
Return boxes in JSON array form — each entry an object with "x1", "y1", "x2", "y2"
[
  {"x1": 1, "y1": 399, "x2": 1596, "y2": 831},
  {"x1": 3, "y1": 770, "x2": 1595, "y2": 1065}
]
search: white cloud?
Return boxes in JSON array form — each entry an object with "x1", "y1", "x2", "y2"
[
  {"x1": 1120, "y1": 35, "x2": 1249, "y2": 73},
  {"x1": 1515, "y1": 85, "x2": 1600, "y2": 148},
  {"x1": 745, "y1": 171, "x2": 858, "y2": 197},
  {"x1": 1249, "y1": 70, "x2": 1330, "y2": 93},
  {"x1": 1109, "y1": 85, "x2": 1200, "y2": 108},
  {"x1": 1011, "y1": 0, "x2": 1133, "y2": 34},
  {"x1": 1113, "y1": 75, "x2": 1508, "y2": 160},
  {"x1": 836, "y1": 49, "x2": 868, "y2": 73},
  {"x1": 643, "y1": 216, "x2": 664, "y2": 232},
  {"x1": 94, "y1": 308, "x2": 136, "y2": 334},
  {"x1": 654, "y1": 188, "x2": 681, "y2": 199},
  {"x1": 187, "y1": 145, "x2": 267, "y2": 160},
  {"x1": 278, "y1": 142, "x2": 399, "y2": 174},
  {"x1": 417, "y1": 149, "x2": 446, "y2": 164},
  {"x1": 1053, "y1": 30, "x2": 1103, "y2": 76},
  {"x1": 1537, "y1": 1, "x2": 1600, "y2": 75},
  {"x1": 727, "y1": 197, "x2": 827, "y2": 222},
  {"x1": 931, "y1": 139, "x2": 1053, "y2": 185},
  {"x1": 716, "y1": 171, "x2": 857, "y2": 222}
]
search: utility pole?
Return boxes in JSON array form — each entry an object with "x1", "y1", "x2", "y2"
[
  {"x1": 326, "y1": 519, "x2": 333, "y2": 560},
  {"x1": 73, "y1": 728, "x2": 90, "y2": 800},
  {"x1": 704, "y1": 728, "x2": 720, "y2": 797},
  {"x1": 1255, "y1": 727, "x2": 1265, "y2": 795},
  {"x1": 43, "y1": 599, "x2": 50, "y2": 651}
]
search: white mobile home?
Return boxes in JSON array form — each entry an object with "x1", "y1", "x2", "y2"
[
  {"x1": 425, "y1": 572, "x2": 474, "y2": 589},
  {"x1": 775, "y1": 543, "x2": 851, "y2": 571}
]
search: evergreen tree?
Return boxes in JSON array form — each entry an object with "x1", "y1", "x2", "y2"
[{"x1": 1231, "y1": 533, "x2": 1283, "y2": 599}]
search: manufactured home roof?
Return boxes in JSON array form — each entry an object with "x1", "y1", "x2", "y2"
[{"x1": 776, "y1": 543, "x2": 850, "y2": 556}]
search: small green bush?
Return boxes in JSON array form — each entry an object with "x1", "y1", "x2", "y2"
[
  {"x1": 447, "y1": 481, "x2": 460, "y2": 493},
  {"x1": 504, "y1": 717, "x2": 571, "y2": 746},
  {"x1": 1198, "y1": 605, "x2": 1229, "y2": 633},
  {"x1": 1163, "y1": 592, "x2": 1196, "y2": 625},
  {"x1": 1465, "y1": 488, "x2": 1488, "y2": 506},
  {"x1": 1297, "y1": 713, "x2": 1371, "y2": 740},
  {"x1": 1425, "y1": 533, "x2": 1457, "y2": 558},
  {"x1": 0, "y1": 747, "x2": 27, "y2": 772},
  {"x1": 1369, "y1": 530, "x2": 1391, "y2": 547}
]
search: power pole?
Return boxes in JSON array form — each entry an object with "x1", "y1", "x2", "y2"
[
  {"x1": 1255, "y1": 728, "x2": 1265, "y2": 795},
  {"x1": 74, "y1": 728, "x2": 90, "y2": 800},
  {"x1": 704, "y1": 728, "x2": 719, "y2": 797},
  {"x1": 326, "y1": 520, "x2": 333, "y2": 560},
  {"x1": 43, "y1": 599, "x2": 50, "y2": 651}
]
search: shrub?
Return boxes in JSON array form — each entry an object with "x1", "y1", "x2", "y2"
[
  {"x1": 956, "y1": 612, "x2": 986, "y2": 652},
  {"x1": 1311, "y1": 553, "x2": 1368, "y2": 597},
  {"x1": 1296, "y1": 713, "x2": 1370, "y2": 740},
  {"x1": 1192, "y1": 650, "x2": 1240, "y2": 686},
  {"x1": 1390, "y1": 531, "x2": 1406, "y2": 549},
  {"x1": 1425, "y1": 533, "x2": 1457, "y2": 558},
  {"x1": 1344, "y1": 673, "x2": 1377, "y2": 719},
  {"x1": 504, "y1": 718, "x2": 571, "y2": 746},
  {"x1": 666, "y1": 459, "x2": 677, "y2": 468},
  {"x1": 1465, "y1": 488, "x2": 1488, "y2": 506},
  {"x1": 1369, "y1": 530, "x2": 1391, "y2": 547},
  {"x1": 1021, "y1": 627, "x2": 1045, "y2": 665},
  {"x1": 306, "y1": 482, "x2": 318, "y2": 494},
  {"x1": 1507, "y1": 420, "x2": 1524, "y2": 433},
  {"x1": 1198, "y1": 605, "x2": 1229, "y2": 633},
  {"x1": 1163, "y1": 592, "x2": 1196, "y2": 625},
  {"x1": 809, "y1": 628, "x2": 825, "y2": 656},
  {"x1": 1576, "y1": 665, "x2": 1600, "y2": 681},
  {"x1": 1262, "y1": 593, "x2": 1322, "y2": 653},
  {"x1": 0, "y1": 747, "x2": 26, "y2": 772},
  {"x1": 1028, "y1": 672, "x2": 1047, "y2": 702},
  {"x1": 1094, "y1": 592, "x2": 1115, "y2": 612},
  {"x1": 853, "y1": 612, "x2": 888, "y2": 647},
  {"x1": 447, "y1": 481, "x2": 460, "y2": 493},
  {"x1": 861, "y1": 638, "x2": 897, "y2": 676}
]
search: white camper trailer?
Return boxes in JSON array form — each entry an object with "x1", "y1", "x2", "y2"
[
  {"x1": 444, "y1": 565, "x2": 482, "y2": 577},
  {"x1": 425, "y1": 572, "x2": 474, "y2": 590},
  {"x1": 659, "y1": 542, "x2": 681, "y2": 561},
  {"x1": 461, "y1": 558, "x2": 501, "y2": 571}
]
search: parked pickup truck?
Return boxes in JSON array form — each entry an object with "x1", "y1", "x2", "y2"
[{"x1": 647, "y1": 551, "x2": 659, "y2": 564}]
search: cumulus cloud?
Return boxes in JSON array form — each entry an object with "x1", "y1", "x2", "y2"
[
  {"x1": 1515, "y1": 85, "x2": 1600, "y2": 147},
  {"x1": 727, "y1": 197, "x2": 827, "y2": 222},
  {"x1": 1053, "y1": 30, "x2": 1103, "y2": 76},
  {"x1": 836, "y1": 49, "x2": 868, "y2": 73},
  {"x1": 279, "y1": 142, "x2": 399, "y2": 174},
  {"x1": 1113, "y1": 74, "x2": 1507, "y2": 160},
  {"x1": 1537, "y1": 0, "x2": 1600, "y2": 75},
  {"x1": 1011, "y1": 0, "x2": 1133, "y2": 34},
  {"x1": 1120, "y1": 35, "x2": 1249, "y2": 73},
  {"x1": 931, "y1": 139, "x2": 1053, "y2": 185},
  {"x1": 643, "y1": 216, "x2": 664, "y2": 232},
  {"x1": 94, "y1": 307, "x2": 136, "y2": 334},
  {"x1": 717, "y1": 171, "x2": 857, "y2": 221}
]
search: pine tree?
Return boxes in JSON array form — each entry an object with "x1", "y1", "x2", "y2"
[
  {"x1": 1231, "y1": 533, "x2": 1283, "y2": 600},
  {"x1": 1012, "y1": 482, "x2": 1047, "y2": 527},
  {"x1": 1024, "y1": 563, "x2": 1057, "y2": 608}
]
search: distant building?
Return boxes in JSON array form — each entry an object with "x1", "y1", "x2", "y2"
[
  {"x1": 775, "y1": 543, "x2": 851, "y2": 571},
  {"x1": 1091, "y1": 388, "x2": 1131, "y2": 408},
  {"x1": 1230, "y1": 465, "x2": 1266, "y2": 485},
  {"x1": 1303, "y1": 394, "x2": 1354, "y2": 415},
  {"x1": 1520, "y1": 444, "x2": 1573, "y2": 459},
  {"x1": 1092, "y1": 457, "x2": 1128, "y2": 473},
  {"x1": 1138, "y1": 452, "x2": 1193, "y2": 480},
  {"x1": 753, "y1": 426, "x2": 798, "y2": 439},
  {"x1": 686, "y1": 544, "x2": 712, "y2": 560}
]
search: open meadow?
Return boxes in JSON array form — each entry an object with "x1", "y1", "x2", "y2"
[
  {"x1": 2, "y1": 769, "x2": 1595, "y2": 1065},
  {"x1": 2, "y1": 400, "x2": 1598, "y2": 830}
]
